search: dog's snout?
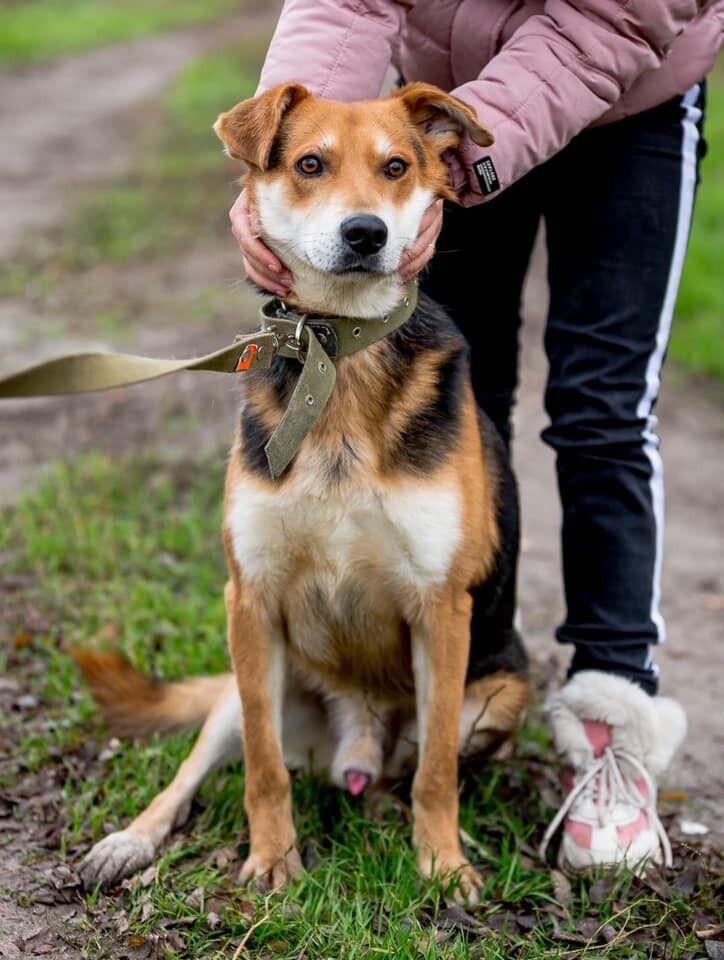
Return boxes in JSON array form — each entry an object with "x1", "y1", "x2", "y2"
[{"x1": 341, "y1": 215, "x2": 388, "y2": 256}]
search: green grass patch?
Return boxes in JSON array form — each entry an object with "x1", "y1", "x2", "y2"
[
  {"x1": 2, "y1": 454, "x2": 720, "y2": 958},
  {"x1": 674, "y1": 67, "x2": 724, "y2": 381},
  {"x1": 0, "y1": 0, "x2": 241, "y2": 66}
]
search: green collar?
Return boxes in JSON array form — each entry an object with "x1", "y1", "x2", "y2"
[
  {"x1": 257, "y1": 283, "x2": 418, "y2": 478},
  {"x1": 0, "y1": 282, "x2": 419, "y2": 481}
]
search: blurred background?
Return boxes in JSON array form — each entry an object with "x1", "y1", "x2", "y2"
[{"x1": 0, "y1": 2, "x2": 721, "y2": 955}]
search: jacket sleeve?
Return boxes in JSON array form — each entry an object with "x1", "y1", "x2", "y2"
[
  {"x1": 449, "y1": 0, "x2": 701, "y2": 206},
  {"x1": 258, "y1": 0, "x2": 412, "y2": 100}
]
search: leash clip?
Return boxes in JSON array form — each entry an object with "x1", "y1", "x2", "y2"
[{"x1": 285, "y1": 314, "x2": 308, "y2": 357}]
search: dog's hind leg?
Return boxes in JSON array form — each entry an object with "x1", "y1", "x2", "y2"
[{"x1": 80, "y1": 675, "x2": 242, "y2": 888}]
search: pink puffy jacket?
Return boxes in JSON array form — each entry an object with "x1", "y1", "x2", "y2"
[{"x1": 259, "y1": 0, "x2": 723, "y2": 203}]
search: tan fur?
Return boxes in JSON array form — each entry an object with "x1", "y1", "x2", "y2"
[{"x1": 71, "y1": 649, "x2": 229, "y2": 737}]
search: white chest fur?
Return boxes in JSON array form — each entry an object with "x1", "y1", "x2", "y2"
[{"x1": 227, "y1": 472, "x2": 462, "y2": 595}]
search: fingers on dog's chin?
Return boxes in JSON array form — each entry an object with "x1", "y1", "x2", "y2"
[{"x1": 400, "y1": 258, "x2": 425, "y2": 280}]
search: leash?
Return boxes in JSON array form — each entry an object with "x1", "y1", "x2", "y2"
[{"x1": 0, "y1": 284, "x2": 418, "y2": 480}]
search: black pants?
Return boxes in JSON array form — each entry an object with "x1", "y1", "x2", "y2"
[{"x1": 422, "y1": 84, "x2": 706, "y2": 696}]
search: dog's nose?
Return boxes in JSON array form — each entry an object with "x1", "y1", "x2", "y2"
[{"x1": 340, "y1": 215, "x2": 388, "y2": 256}]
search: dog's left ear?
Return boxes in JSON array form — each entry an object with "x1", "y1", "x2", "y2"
[
  {"x1": 393, "y1": 82, "x2": 494, "y2": 152},
  {"x1": 214, "y1": 82, "x2": 310, "y2": 169}
]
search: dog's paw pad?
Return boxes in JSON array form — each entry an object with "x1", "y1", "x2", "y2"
[
  {"x1": 80, "y1": 830, "x2": 156, "y2": 889},
  {"x1": 238, "y1": 846, "x2": 303, "y2": 892}
]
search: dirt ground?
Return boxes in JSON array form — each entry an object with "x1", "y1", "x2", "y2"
[{"x1": 0, "y1": 18, "x2": 722, "y2": 956}]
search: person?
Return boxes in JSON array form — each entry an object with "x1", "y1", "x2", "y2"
[{"x1": 229, "y1": 0, "x2": 722, "y2": 872}]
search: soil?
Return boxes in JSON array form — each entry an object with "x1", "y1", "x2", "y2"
[{"x1": 0, "y1": 17, "x2": 722, "y2": 957}]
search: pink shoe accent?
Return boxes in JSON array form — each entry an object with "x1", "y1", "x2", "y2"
[
  {"x1": 564, "y1": 819, "x2": 592, "y2": 849},
  {"x1": 344, "y1": 770, "x2": 371, "y2": 796},
  {"x1": 616, "y1": 809, "x2": 649, "y2": 846},
  {"x1": 583, "y1": 720, "x2": 612, "y2": 757},
  {"x1": 634, "y1": 777, "x2": 649, "y2": 801}
]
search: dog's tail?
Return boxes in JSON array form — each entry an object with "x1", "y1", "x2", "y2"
[{"x1": 71, "y1": 649, "x2": 230, "y2": 738}]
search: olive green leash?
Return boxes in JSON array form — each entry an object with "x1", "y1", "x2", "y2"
[{"x1": 0, "y1": 284, "x2": 418, "y2": 480}]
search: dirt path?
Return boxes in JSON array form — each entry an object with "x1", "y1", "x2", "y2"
[{"x1": 0, "y1": 19, "x2": 722, "y2": 955}]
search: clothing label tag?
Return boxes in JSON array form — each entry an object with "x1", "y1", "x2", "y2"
[{"x1": 473, "y1": 156, "x2": 501, "y2": 196}]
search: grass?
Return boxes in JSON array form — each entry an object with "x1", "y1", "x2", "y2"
[
  {"x1": 1, "y1": 454, "x2": 721, "y2": 958},
  {"x1": 0, "y1": 0, "x2": 241, "y2": 66},
  {"x1": 673, "y1": 66, "x2": 724, "y2": 381}
]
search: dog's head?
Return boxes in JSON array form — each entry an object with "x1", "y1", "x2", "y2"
[{"x1": 215, "y1": 82, "x2": 492, "y2": 316}]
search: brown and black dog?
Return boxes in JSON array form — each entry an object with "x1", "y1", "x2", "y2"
[{"x1": 76, "y1": 82, "x2": 528, "y2": 903}]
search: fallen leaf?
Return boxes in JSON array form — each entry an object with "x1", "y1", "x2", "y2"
[
  {"x1": 673, "y1": 864, "x2": 701, "y2": 896},
  {"x1": 184, "y1": 886, "x2": 204, "y2": 910},
  {"x1": 302, "y1": 838, "x2": 320, "y2": 870},
  {"x1": 163, "y1": 930, "x2": 185, "y2": 951},
  {"x1": 641, "y1": 866, "x2": 674, "y2": 900},
  {"x1": 138, "y1": 865, "x2": 158, "y2": 888},
  {"x1": 550, "y1": 869, "x2": 573, "y2": 907},
  {"x1": 238, "y1": 899, "x2": 256, "y2": 919},
  {"x1": 575, "y1": 917, "x2": 601, "y2": 940},
  {"x1": 589, "y1": 874, "x2": 617, "y2": 904},
  {"x1": 696, "y1": 924, "x2": 724, "y2": 941},
  {"x1": 659, "y1": 790, "x2": 688, "y2": 802},
  {"x1": 550, "y1": 922, "x2": 588, "y2": 944},
  {"x1": 211, "y1": 845, "x2": 239, "y2": 870},
  {"x1": 437, "y1": 901, "x2": 481, "y2": 933},
  {"x1": 540, "y1": 903, "x2": 570, "y2": 921},
  {"x1": 207, "y1": 911, "x2": 222, "y2": 930}
]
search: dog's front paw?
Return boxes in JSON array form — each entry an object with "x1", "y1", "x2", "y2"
[
  {"x1": 417, "y1": 847, "x2": 483, "y2": 906},
  {"x1": 238, "y1": 845, "x2": 303, "y2": 892},
  {"x1": 80, "y1": 829, "x2": 156, "y2": 888}
]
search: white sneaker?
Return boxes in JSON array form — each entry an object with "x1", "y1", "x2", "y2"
[{"x1": 540, "y1": 670, "x2": 686, "y2": 873}]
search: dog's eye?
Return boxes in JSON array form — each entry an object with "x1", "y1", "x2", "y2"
[
  {"x1": 384, "y1": 158, "x2": 408, "y2": 180},
  {"x1": 295, "y1": 155, "x2": 324, "y2": 177}
]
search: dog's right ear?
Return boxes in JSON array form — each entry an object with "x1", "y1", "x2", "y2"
[{"x1": 214, "y1": 82, "x2": 310, "y2": 169}]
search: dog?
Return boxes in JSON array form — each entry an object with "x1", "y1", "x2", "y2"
[{"x1": 75, "y1": 81, "x2": 528, "y2": 903}]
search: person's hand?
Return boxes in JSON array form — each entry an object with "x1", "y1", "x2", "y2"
[
  {"x1": 230, "y1": 190, "x2": 293, "y2": 297},
  {"x1": 398, "y1": 199, "x2": 444, "y2": 281}
]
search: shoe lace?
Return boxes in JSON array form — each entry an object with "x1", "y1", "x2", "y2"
[{"x1": 539, "y1": 745, "x2": 672, "y2": 867}]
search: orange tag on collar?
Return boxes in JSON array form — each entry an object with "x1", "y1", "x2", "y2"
[{"x1": 235, "y1": 343, "x2": 258, "y2": 372}]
